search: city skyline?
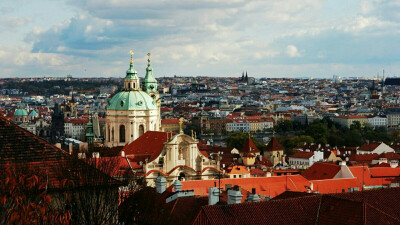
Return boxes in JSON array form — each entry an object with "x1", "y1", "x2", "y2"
[{"x1": 1, "y1": 0, "x2": 400, "y2": 78}]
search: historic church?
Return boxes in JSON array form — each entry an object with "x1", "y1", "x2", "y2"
[
  {"x1": 105, "y1": 52, "x2": 161, "y2": 147},
  {"x1": 105, "y1": 52, "x2": 220, "y2": 185}
]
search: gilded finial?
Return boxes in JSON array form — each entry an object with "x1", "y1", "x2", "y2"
[
  {"x1": 147, "y1": 52, "x2": 151, "y2": 63},
  {"x1": 179, "y1": 117, "x2": 184, "y2": 134},
  {"x1": 130, "y1": 50, "x2": 134, "y2": 64}
]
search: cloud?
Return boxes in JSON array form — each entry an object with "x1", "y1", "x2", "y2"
[
  {"x1": 286, "y1": 45, "x2": 302, "y2": 58},
  {"x1": 1, "y1": 0, "x2": 398, "y2": 77},
  {"x1": 0, "y1": 17, "x2": 33, "y2": 31}
]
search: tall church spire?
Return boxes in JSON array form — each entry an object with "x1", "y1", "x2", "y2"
[
  {"x1": 142, "y1": 52, "x2": 158, "y2": 93},
  {"x1": 124, "y1": 50, "x2": 140, "y2": 91}
]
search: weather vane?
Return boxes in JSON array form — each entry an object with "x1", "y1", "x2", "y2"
[{"x1": 147, "y1": 52, "x2": 151, "y2": 62}]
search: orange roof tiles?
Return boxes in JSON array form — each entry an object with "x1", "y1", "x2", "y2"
[
  {"x1": 311, "y1": 178, "x2": 362, "y2": 194},
  {"x1": 176, "y1": 175, "x2": 310, "y2": 198}
]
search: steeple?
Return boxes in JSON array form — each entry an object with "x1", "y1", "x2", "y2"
[
  {"x1": 124, "y1": 50, "x2": 140, "y2": 91},
  {"x1": 142, "y1": 52, "x2": 158, "y2": 93}
]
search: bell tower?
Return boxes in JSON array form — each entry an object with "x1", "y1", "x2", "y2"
[{"x1": 124, "y1": 50, "x2": 140, "y2": 91}]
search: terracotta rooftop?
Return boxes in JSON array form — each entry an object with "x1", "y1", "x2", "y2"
[
  {"x1": 122, "y1": 131, "x2": 174, "y2": 162},
  {"x1": 302, "y1": 162, "x2": 341, "y2": 180},
  {"x1": 240, "y1": 138, "x2": 260, "y2": 154},
  {"x1": 264, "y1": 137, "x2": 283, "y2": 152},
  {"x1": 290, "y1": 151, "x2": 314, "y2": 159}
]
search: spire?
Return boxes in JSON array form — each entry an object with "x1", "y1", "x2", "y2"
[
  {"x1": 142, "y1": 52, "x2": 158, "y2": 93},
  {"x1": 124, "y1": 50, "x2": 140, "y2": 91},
  {"x1": 126, "y1": 50, "x2": 138, "y2": 79}
]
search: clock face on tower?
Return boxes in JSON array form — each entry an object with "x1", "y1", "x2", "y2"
[{"x1": 149, "y1": 84, "x2": 154, "y2": 90}]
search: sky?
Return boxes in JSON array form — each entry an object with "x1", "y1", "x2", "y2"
[{"x1": 1, "y1": 0, "x2": 400, "y2": 78}]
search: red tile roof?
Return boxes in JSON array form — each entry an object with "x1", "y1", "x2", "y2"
[
  {"x1": 290, "y1": 151, "x2": 314, "y2": 159},
  {"x1": 174, "y1": 175, "x2": 310, "y2": 198},
  {"x1": 369, "y1": 167, "x2": 400, "y2": 177},
  {"x1": 194, "y1": 195, "x2": 320, "y2": 225},
  {"x1": 264, "y1": 137, "x2": 283, "y2": 152},
  {"x1": 349, "y1": 166, "x2": 397, "y2": 186},
  {"x1": 302, "y1": 162, "x2": 341, "y2": 180},
  {"x1": 311, "y1": 178, "x2": 362, "y2": 194},
  {"x1": 161, "y1": 119, "x2": 180, "y2": 124},
  {"x1": 122, "y1": 131, "x2": 173, "y2": 162},
  {"x1": 0, "y1": 115, "x2": 116, "y2": 189},
  {"x1": 358, "y1": 142, "x2": 381, "y2": 152},
  {"x1": 240, "y1": 138, "x2": 260, "y2": 154}
]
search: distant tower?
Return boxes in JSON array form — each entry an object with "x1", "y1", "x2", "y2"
[
  {"x1": 50, "y1": 103, "x2": 65, "y2": 143},
  {"x1": 86, "y1": 116, "x2": 94, "y2": 145},
  {"x1": 245, "y1": 71, "x2": 249, "y2": 83}
]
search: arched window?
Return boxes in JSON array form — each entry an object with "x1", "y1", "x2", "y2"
[
  {"x1": 128, "y1": 83, "x2": 131, "y2": 89},
  {"x1": 120, "y1": 125, "x2": 125, "y2": 142},
  {"x1": 111, "y1": 128, "x2": 114, "y2": 141},
  {"x1": 139, "y1": 125, "x2": 144, "y2": 137},
  {"x1": 133, "y1": 82, "x2": 136, "y2": 89},
  {"x1": 107, "y1": 126, "x2": 110, "y2": 142}
]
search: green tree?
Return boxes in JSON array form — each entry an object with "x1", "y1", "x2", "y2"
[{"x1": 225, "y1": 132, "x2": 261, "y2": 150}]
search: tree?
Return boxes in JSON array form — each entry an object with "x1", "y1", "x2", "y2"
[
  {"x1": 0, "y1": 163, "x2": 69, "y2": 224},
  {"x1": 51, "y1": 156, "x2": 140, "y2": 225},
  {"x1": 226, "y1": 132, "x2": 262, "y2": 150}
]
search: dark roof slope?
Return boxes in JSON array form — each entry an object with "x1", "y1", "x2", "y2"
[
  {"x1": 240, "y1": 138, "x2": 260, "y2": 154},
  {"x1": 302, "y1": 162, "x2": 341, "y2": 180},
  {"x1": 264, "y1": 137, "x2": 283, "y2": 151}
]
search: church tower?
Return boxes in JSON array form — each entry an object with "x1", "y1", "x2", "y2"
[{"x1": 105, "y1": 51, "x2": 161, "y2": 147}]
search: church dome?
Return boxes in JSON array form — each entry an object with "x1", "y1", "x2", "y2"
[
  {"x1": 29, "y1": 110, "x2": 38, "y2": 116},
  {"x1": 107, "y1": 90, "x2": 157, "y2": 111},
  {"x1": 14, "y1": 108, "x2": 28, "y2": 116}
]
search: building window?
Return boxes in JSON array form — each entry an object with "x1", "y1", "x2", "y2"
[
  {"x1": 120, "y1": 125, "x2": 125, "y2": 142},
  {"x1": 139, "y1": 124, "x2": 144, "y2": 137}
]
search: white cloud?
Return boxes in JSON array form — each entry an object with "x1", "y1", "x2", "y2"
[{"x1": 286, "y1": 45, "x2": 302, "y2": 58}]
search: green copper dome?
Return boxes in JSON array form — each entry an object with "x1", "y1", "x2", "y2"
[
  {"x1": 107, "y1": 91, "x2": 157, "y2": 111},
  {"x1": 14, "y1": 108, "x2": 28, "y2": 116},
  {"x1": 29, "y1": 110, "x2": 38, "y2": 116}
]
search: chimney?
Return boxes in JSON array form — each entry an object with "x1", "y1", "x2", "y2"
[
  {"x1": 339, "y1": 161, "x2": 346, "y2": 166},
  {"x1": 121, "y1": 150, "x2": 125, "y2": 157},
  {"x1": 390, "y1": 160, "x2": 399, "y2": 168},
  {"x1": 228, "y1": 185, "x2": 243, "y2": 204},
  {"x1": 68, "y1": 143, "x2": 73, "y2": 155},
  {"x1": 172, "y1": 179, "x2": 182, "y2": 192},
  {"x1": 246, "y1": 188, "x2": 260, "y2": 202},
  {"x1": 92, "y1": 152, "x2": 100, "y2": 158},
  {"x1": 208, "y1": 187, "x2": 220, "y2": 205},
  {"x1": 155, "y1": 174, "x2": 167, "y2": 194}
]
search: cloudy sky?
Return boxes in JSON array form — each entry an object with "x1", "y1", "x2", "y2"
[{"x1": 1, "y1": 0, "x2": 400, "y2": 78}]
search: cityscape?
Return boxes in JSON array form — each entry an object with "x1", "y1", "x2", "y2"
[{"x1": 2, "y1": 0, "x2": 400, "y2": 224}]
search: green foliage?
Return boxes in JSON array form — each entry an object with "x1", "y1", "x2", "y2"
[
  {"x1": 3, "y1": 80, "x2": 121, "y2": 96},
  {"x1": 277, "y1": 117, "x2": 393, "y2": 154},
  {"x1": 225, "y1": 132, "x2": 262, "y2": 150}
]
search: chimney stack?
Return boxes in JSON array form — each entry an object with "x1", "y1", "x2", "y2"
[
  {"x1": 155, "y1": 174, "x2": 167, "y2": 194},
  {"x1": 228, "y1": 185, "x2": 243, "y2": 204},
  {"x1": 172, "y1": 179, "x2": 182, "y2": 192},
  {"x1": 246, "y1": 188, "x2": 260, "y2": 202},
  {"x1": 208, "y1": 187, "x2": 220, "y2": 205},
  {"x1": 121, "y1": 150, "x2": 125, "y2": 157}
]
